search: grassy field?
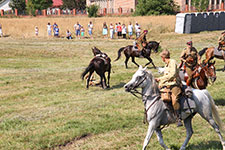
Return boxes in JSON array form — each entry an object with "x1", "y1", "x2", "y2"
[{"x1": 0, "y1": 29, "x2": 225, "y2": 150}]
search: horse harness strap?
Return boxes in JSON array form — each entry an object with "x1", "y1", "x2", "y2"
[{"x1": 143, "y1": 96, "x2": 160, "y2": 124}]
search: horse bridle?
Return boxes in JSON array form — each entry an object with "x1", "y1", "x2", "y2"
[
  {"x1": 129, "y1": 72, "x2": 148, "y2": 99},
  {"x1": 202, "y1": 64, "x2": 216, "y2": 84}
]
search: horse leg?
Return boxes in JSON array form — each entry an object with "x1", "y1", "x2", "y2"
[
  {"x1": 180, "y1": 117, "x2": 193, "y2": 150},
  {"x1": 99, "y1": 73, "x2": 104, "y2": 89},
  {"x1": 131, "y1": 57, "x2": 139, "y2": 67},
  {"x1": 198, "y1": 92, "x2": 225, "y2": 149},
  {"x1": 86, "y1": 71, "x2": 94, "y2": 89},
  {"x1": 142, "y1": 123, "x2": 155, "y2": 150},
  {"x1": 145, "y1": 57, "x2": 156, "y2": 69},
  {"x1": 207, "y1": 118, "x2": 225, "y2": 150},
  {"x1": 125, "y1": 56, "x2": 130, "y2": 69},
  {"x1": 107, "y1": 67, "x2": 111, "y2": 88},
  {"x1": 102, "y1": 73, "x2": 107, "y2": 89},
  {"x1": 155, "y1": 129, "x2": 171, "y2": 150}
]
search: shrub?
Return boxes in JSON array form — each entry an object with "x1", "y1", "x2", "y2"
[{"x1": 87, "y1": 5, "x2": 99, "y2": 18}]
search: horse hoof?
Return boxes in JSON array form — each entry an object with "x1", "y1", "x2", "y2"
[{"x1": 107, "y1": 85, "x2": 110, "y2": 88}]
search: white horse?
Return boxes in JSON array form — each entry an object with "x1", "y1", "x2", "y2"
[{"x1": 124, "y1": 66, "x2": 225, "y2": 150}]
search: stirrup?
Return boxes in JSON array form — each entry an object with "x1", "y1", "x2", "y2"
[{"x1": 177, "y1": 119, "x2": 183, "y2": 127}]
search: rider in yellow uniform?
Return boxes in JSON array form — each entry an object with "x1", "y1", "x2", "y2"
[
  {"x1": 180, "y1": 41, "x2": 201, "y2": 91},
  {"x1": 218, "y1": 31, "x2": 225, "y2": 51},
  {"x1": 155, "y1": 49, "x2": 183, "y2": 127},
  {"x1": 135, "y1": 30, "x2": 148, "y2": 51}
]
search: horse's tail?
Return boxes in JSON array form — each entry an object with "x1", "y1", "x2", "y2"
[
  {"x1": 114, "y1": 47, "x2": 125, "y2": 61},
  {"x1": 199, "y1": 48, "x2": 208, "y2": 57},
  {"x1": 81, "y1": 63, "x2": 94, "y2": 80},
  {"x1": 204, "y1": 90, "x2": 224, "y2": 132}
]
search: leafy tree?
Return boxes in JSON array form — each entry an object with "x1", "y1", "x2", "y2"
[
  {"x1": 26, "y1": 0, "x2": 36, "y2": 15},
  {"x1": 28, "y1": 0, "x2": 53, "y2": 10},
  {"x1": 191, "y1": 0, "x2": 209, "y2": 12},
  {"x1": 25, "y1": 0, "x2": 52, "y2": 16},
  {"x1": 9, "y1": 0, "x2": 26, "y2": 12},
  {"x1": 86, "y1": 4, "x2": 99, "y2": 17},
  {"x1": 61, "y1": 0, "x2": 86, "y2": 10},
  {"x1": 135, "y1": 0, "x2": 179, "y2": 16}
]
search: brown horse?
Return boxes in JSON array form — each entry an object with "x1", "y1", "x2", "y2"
[
  {"x1": 114, "y1": 41, "x2": 160, "y2": 68},
  {"x1": 81, "y1": 48, "x2": 111, "y2": 89},
  {"x1": 199, "y1": 47, "x2": 225, "y2": 71},
  {"x1": 179, "y1": 61, "x2": 216, "y2": 89}
]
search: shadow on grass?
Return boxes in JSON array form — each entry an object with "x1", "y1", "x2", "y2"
[
  {"x1": 2, "y1": 35, "x2": 10, "y2": 38},
  {"x1": 107, "y1": 82, "x2": 126, "y2": 90},
  {"x1": 169, "y1": 140, "x2": 222, "y2": 150},
  {"x1": 215, "y1": 99, "x2": 225, "y2": 106},
  {"x1": 186, "y1": 140, "x2": 222, "y2": 150},
  {"x1": 216, "y1": 68, "x2": 225, "y2": 72}
]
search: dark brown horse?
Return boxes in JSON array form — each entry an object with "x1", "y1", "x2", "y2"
[
  {"x1": 179, "y1": 61, "x2": 216, "y2": 89},
  {"x1": 114, "y1": 41, "x2": 160, "y2": 68},
  {"x1": 81, "y1": 48, "x2": 111, "y2": 89},
  {"x1": 199, "y1": 47, "x2": 225, "y2": 71}
]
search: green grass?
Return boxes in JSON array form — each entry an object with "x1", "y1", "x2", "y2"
[{"x1": 0, "y1": 31, "x2": 225, "y2": 150}]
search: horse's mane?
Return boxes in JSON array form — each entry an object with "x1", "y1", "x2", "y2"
[{"x1": 145, "y1": 70, "x2": 160, "y2": 96}]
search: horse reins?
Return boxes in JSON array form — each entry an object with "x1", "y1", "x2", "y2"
[
  {"x1": 127, "y1": 73, "x2": 160, "y2": 124},
  {"x1": 129, "y1": 73, "x2": 147, "y2": 99},
  {"x1": 143, "y1": 96, "x2": 160, "y2": 124}
]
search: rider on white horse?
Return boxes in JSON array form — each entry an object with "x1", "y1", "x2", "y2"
[{"x1": 155, "y1": 49, "x2": 183, "y2": 127}]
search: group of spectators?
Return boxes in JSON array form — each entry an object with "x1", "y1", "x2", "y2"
[
  {"x1": 0, "y1": 21, "x2": 143, "y2": 40},
  {"x1": 41, "y1": 21, "x2": 93, "y2": 40},
  {"x1": 105, "y1": 21, "x2": 141, "y2": 39},
  {"x1": 40, "y1": 21, "x2": 142, "y2": 40}
]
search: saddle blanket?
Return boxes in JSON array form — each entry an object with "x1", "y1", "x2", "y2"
[
  {"x1": 132, "y1": 46, "x2": 139, "y2": 51},
  {"x1": 180, "y1": 96, "x2": 196, "y2": 119},
  {"x1": 214, "y1": 47, "x2": 225, "y2": 60}
]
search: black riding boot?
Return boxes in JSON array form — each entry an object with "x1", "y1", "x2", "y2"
[{"x1": 175, "y1": 110, "x2": 183, "y2": 127}]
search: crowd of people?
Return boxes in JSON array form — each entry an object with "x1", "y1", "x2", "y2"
[
  {"x1": 101, "y1": 21, "x2": 142, "y2": 39},
  {"x1": 35, "y1": 21, "x2": 143, "y2": 40},
  {"x1": 0, "y1": 21, "x2": 144, "y2": 40}
]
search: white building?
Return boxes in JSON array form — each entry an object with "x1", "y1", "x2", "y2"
[{"x1": 0, "y1": 0, "x2": 11, "y2": 11}]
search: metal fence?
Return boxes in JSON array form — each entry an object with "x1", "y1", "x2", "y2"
[
  {"x1": 175, "y1": 11, "x2": 225, "y2": 34},
  {"x1": 99, "y1": 7, "x2": 133, "y2": 15}
]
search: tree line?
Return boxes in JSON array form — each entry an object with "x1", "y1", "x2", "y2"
[{"x1": 9, "y1": 0, "x2": 210, "y2": 16}]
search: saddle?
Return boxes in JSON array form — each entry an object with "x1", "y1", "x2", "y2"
[
  {"x1": 132, "y1": 46, "x2": 139, "y2": 51},
  {"x1": 95, "y1": 53, "x2": 110, "y2": 65},
  {"x1": 161, "y1": 86, "x2": 196, "y2": 121}
]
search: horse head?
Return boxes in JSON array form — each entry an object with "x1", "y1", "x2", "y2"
[
  {"x1": 124, "y1": 65, "x2": 159, "y2": 95},
  {"x1": 147, "y1": 41, "x2": 160, "y2": 53},
  {"x1": 203, "y1": 61, "x2": 216, "y2": 83},
  {"x1": 92, "y1": 47, "x2": 102, "y2": 56},
  {"x1": 124, "y1": 66, "x2": 149, "y2": 92}
]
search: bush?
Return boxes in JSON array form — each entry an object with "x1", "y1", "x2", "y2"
[
  {"x1": 134, "y1": 0, "x2": 179, "y2": 16},
  {"x1": 87, "y1": 5, "x2": 99, "y2": 17}
]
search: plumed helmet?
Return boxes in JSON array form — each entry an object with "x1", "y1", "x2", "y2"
[
  {"x1": 144, "y1": 30, "x2": 148, "y2": 34},
  {"x1": 186, "y1": 41, "x2": 192, "y2": 46}
]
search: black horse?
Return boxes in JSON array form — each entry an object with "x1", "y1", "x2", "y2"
[
  {"x1": 81, "y1": 48, "x2": 111, "y2": 89},
  {"x1": 114, "y1": 41, "x2": 160, "y2": 68}
]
